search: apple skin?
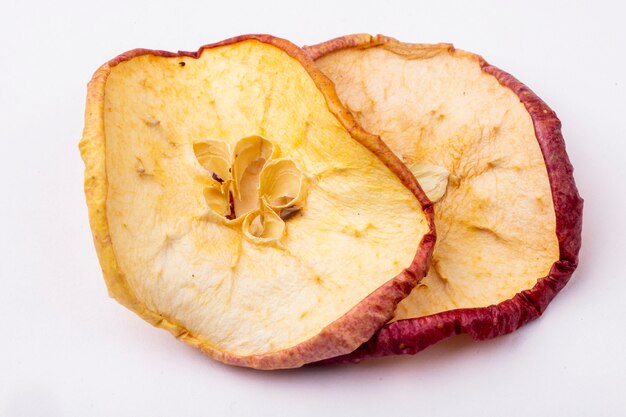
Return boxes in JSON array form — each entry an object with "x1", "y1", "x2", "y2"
[
  {"x1": 80, "y1": 34, "x2": 436, "y2": 369},
  {"x1": 304, "y1": 34, "x2": 583, "y2": 364}
]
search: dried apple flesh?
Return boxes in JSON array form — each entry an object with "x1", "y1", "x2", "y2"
[
  {"x1": 102, "y1": 40, "x2": 429, "y2": 357},
  {"x1": 315, "y1": 46, "x2": 559, "y2": 319}
]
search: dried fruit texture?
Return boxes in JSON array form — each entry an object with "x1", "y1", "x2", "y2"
[
  {"x1": 314, "y1": 40, "x2": 558, "y2": 317},
  {"x1": 193, "y1": 136, "x2": 306, "y2": 243},
  {"x1": 307, "y1": 34, "x2": 582, "y2": 361},
  {"x1": 80, "y1": 35, "x2": 435, "y2": 369}
]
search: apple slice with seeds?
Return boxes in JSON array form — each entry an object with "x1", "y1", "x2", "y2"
[
  {"x1": 305, "y1": 34, "x2": 583, "y2": 362},
  {"x1": 79, "y1": 35, "x2": 435, "y2": 369}
]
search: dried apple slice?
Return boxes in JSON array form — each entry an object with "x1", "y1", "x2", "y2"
[
  {"x1": 306, "y1": 34, "x2": 583, "y2": 362},
  {"x1": 79, "y1": 35, "x2": 435, "y2": 369}
]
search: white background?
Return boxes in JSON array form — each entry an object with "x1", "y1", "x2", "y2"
[{"x1": 1, "y1": 1, "x2": 625, "y2": 416}]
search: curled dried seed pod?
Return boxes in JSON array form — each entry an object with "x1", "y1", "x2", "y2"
[
  {"x1": 201, "y1": 186, "x2": 234, "y2": 221},
  {"x1": 232, "y1": 136, "x2": 277, "y2": 217},
  {"x1": 232, "y1": 136, "x2": 275, "y2": 195},
  {"x1": 242, "y1": 202, "x2": 286, "y2": 244},
  {"x1": 405, "y1": 162, "x2": 449, "y2": 203},
  {"x1": 193, "y1": 139, "x2": 232, "y2": 183},
  {"x1": 259, "y1": 158, "x2": 307, "y2": 211}
]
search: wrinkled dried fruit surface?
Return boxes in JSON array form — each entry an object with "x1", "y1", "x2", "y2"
[
  {"x1": 315, "y1": 43, "x2": 559, "y2": 319},
  {"x1": 192, "y1": 136, "x2": 305, "y2": 243},
  {"x1": 81, "y1": 36, "x2": 435, "y2": 369}
]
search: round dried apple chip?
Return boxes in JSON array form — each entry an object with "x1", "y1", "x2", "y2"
[
  {"x1": 306, "y1": 34, "x2": 583, "y2": 362},
  {"x1": 79, "y1": 35, "x2": 435, "y2": 369}
]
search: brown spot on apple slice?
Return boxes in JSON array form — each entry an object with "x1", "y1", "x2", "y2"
[
  {"x1": 279, "y1": 206, "x2": 301, "y2": 221},
  {"x1": 211, "y1": 172, "x2": 224, "y2": 184}
]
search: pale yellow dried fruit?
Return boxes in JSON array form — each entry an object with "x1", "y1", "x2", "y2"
[
  {"x1": 79, "y1": 36, "x2": 435, "y2": 369},
  {"x1": 193, "y1": 137, "x2": 306, "y2": 241},
  {"x1": 306, "y1": 34, "x2": 581, "y2": 363},
  {"x1": 312, "y1": 37, "x2": 559, "y2": 320}
]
